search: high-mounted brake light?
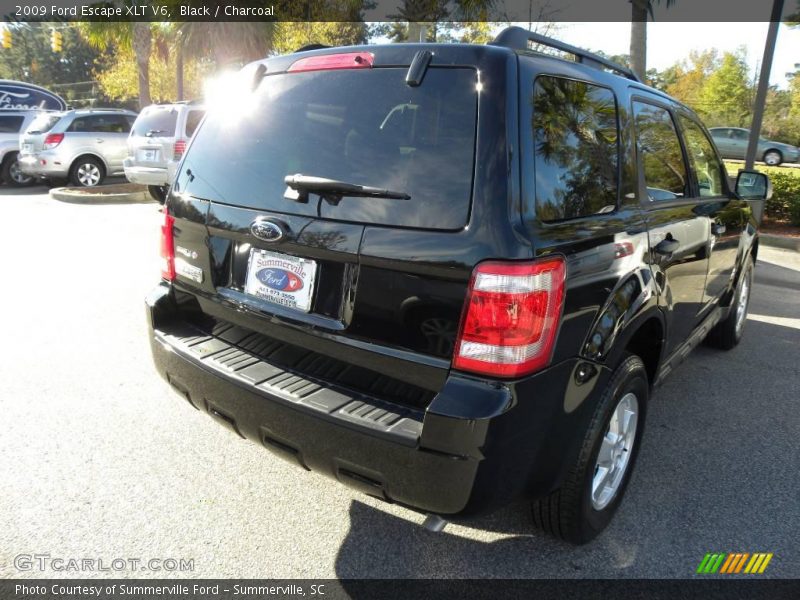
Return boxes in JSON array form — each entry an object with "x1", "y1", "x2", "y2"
[
  {"x1": 160, "y1": 208, "x2": 175, "y2": 281},
  {"x1": 43, "y1": 133, "x2": 64, "y2": 150},
  {"x1": 288, "y1": 52, "x2": 374, "y2": 73},
  {"x1": 453, "y1": 257, "x2": 566, "y2": 378},
  {"x1": 173, "y1": 139, "x2": 187, "y2": 161}
]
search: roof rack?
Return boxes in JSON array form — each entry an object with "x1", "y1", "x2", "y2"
[{"x1": 489, "y1": 26, "x2": 641, "y2": 83}]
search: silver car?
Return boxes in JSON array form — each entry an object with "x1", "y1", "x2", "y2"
[
  {"x1": 709, "y1": 127, "x2": 800, "y2": 166},
  {"x1": 123, "y1": 102, "x2": 205, "y2": 202},
  {"x1": 18, "y1": 108, "x2": 137, "y2": 187},
  {"x1": 0, "y1": 110, "x2": 40, "y2": 186}
]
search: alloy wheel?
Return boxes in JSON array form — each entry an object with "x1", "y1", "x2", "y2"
[
  {"x1": 77, "y1": 163, "x2": 101, "y2": 186},
  {"x1": 591, "y1": 392, "x2": 639, "y2": 510}
]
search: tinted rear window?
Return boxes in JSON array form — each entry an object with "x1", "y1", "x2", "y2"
[
  {"x1": 179, "y1": 67, "x2": 478, "y2": 230},
  {"x1": 132, "y1": 107, "x2": 178, "y2": 137},
  {"x1": 26, "y1": 113, "x2": 61, "y2": 134},
  {"x1": 0, "y1": 115, "x2": 24, "y2": 133}
]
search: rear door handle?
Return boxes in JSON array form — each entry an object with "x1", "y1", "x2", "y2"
[
  {"x1": 712, "y1": 223, "x2": 726, "y2": 236},
  {"x1": 654, "y1": 237, "x2": 679, "y2": 255}
]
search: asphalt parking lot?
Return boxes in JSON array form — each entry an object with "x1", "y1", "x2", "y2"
[{"x1": 1, "y1": 185, "x2": 798, "y2": 579}]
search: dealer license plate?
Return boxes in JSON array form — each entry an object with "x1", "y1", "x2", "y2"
[{"x1": 244, "y1": 249, "x2": 317, "y2": 313}]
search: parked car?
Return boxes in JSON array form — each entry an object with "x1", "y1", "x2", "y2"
[
  {"x1": 124, "y1": 102, "x2": 206, "y2": 203},
  {"x1": 18, "y1": 108, "x2": 137, "y2": 187},
  {"x1": 0, "y1": 110, "x2": 40, "y2": 186},
  {"x1": 709, "y1": 126, "x2": 800, "y2": 166},
  {"x1": 145, "y1": 28, "x2": 769, "y2": 544}
]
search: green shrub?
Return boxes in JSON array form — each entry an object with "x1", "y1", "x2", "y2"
[{"x1": 768, "y1": 171, "x2": 800, "y2": 224}]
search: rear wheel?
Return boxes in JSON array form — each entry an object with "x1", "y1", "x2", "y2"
[
  {"x1": 148, "y1": 185, "x2": 168, "y2": 204},
  {"x1": 763, "y1": 150, "x2": 782, "y2": 166},
  {"x1": 1, "y1": 152, "x2": 34, "y2": 186},
  {"x1": 70, "y1": 157, "x2": 105, "y2": 187},
  {"x1": 531, "y1": 354, "x2": 648, "y2": 544},
  {"x1": 705, "y1": 256, "x2": 754, "y2": 350}
]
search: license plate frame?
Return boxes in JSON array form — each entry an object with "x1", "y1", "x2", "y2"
[{"x1": 244, "y1": 248, "x2": 317, "y2": 313}]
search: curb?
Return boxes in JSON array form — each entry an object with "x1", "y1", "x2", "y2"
[
  {"x1": 49, "y1": 185, "x2": 154, "y2": 205},
  {"x1": 760, "y1": 233, "x2": 800, "y2": 252}
]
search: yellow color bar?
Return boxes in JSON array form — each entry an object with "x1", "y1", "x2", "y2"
[{"x1": 757, "y1": 553, "x2": 773, "y2": 574}]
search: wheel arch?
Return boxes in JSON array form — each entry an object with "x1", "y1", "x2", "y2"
[
  {"x1": 70, "y1": 152, "x2": 109, "y2": 174},
  {"x1": 603, "y1": 311, "x2": 665, "y2": 388},
  {"x1": 762, "y1": 148, "x2": 783, "y2": 163}
]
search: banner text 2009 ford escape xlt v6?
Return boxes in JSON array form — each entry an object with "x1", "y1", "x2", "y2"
[{"x1": 146, "y1": 28, "x2": 770, "y2": 544}]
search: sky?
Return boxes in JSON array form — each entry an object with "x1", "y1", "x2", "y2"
[{"x1": 554, "y1": 22, "x2": 800, "y2": 89}]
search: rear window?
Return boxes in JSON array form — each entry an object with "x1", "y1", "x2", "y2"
[
  {"x1": 0, "y1": 115, "x2": 24, "y2": 133},
  {"x1": 179, "y1": 67, "x2": 478, "y2": 230},
  {"x1": 25, "y1": 113, "x2": 61, "y2": 134},
  {"x1": 132, "y1": 107, "x2": 178, "y2": 137}
]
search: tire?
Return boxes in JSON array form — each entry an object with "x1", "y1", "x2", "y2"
[
  {"x1": 763, "y1": 150, "x2": 782, "y2": 166},
  {"x1": 70, "y1": 157, "x2": 105, "y2": 187},
  {"x1": 531, "y1": 354, "x2": 649, "y2": 544},
  {"x1": 148, "y1": 185, "x2": 168, "y2": 204},
  {"x1": 705, "y1": 255, "x2": 754, "y2": 350},
  {"x1": 1, "y1": 152, "x2": 34, "y2": 186}
]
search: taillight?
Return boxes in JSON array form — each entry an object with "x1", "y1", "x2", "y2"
[
  {"x1": 160, "y1": 208, "x2": 175, "y2": 281},
  {"x1": 173, "y1": 139, "x2": 187, "y2": 161},
  {"x1": 288, "y1": 52, "x2": 374, "y2": 73},
  {"x1": 43, "y1": 133, "x2": 64, "y2": 150},
  {"x1": 453, "y1": 257, "x2": 566, "y2": 378}
]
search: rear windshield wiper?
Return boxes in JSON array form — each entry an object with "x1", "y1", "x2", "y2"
[
  {"x1": 145, "y1": 129, "x2": 166, "y2": 137},
  {"x1": 284, "y1": 173, "x2": 410, "y2": 205}
]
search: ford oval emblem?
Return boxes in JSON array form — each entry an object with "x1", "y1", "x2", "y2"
[
  {"x1": 256, "y1": 268, "x2": 304, "y2": 292},
  {"x1": 250, "y1": 219, "x2": 285, "y2": 243}
]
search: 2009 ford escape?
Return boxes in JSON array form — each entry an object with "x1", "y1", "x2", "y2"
[{"x1": 146, "y1": 28, "x2": 771, "y2": 544}]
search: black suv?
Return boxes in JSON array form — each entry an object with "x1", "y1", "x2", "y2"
[{"x1": 146, "y1": 28, "x2": 770, "y2": 544}]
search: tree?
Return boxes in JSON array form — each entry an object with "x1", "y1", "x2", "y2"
[
  {"x1": 271, "y1": 22, "x2": 369, "y2": 55},
  {"x1": 77, "y1": 19, "x2": 165, "y2": 110},
  {"x1": 629, "y1": 0, "x2": 675, "y2": 81},
  {"x1": 697, "y1": 50, "x2": 751, "y2": 126},
  {"x1": 0, "y1": 23, "x2": 104, "y2": 87}
]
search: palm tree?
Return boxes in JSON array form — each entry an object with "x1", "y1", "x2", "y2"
[
  {"x1": 78, "y1": 21, "x2": 158, "y2": 110},
  {"x1": 629, "y1": 0, "x2": 675, "y2": 81}
]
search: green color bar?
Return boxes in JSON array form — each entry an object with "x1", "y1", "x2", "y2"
[{"x1": 697, "y1": 553, "x2": 713, "y2": 574}]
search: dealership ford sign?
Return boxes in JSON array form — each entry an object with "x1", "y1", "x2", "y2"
[{"x1": 0, "y1": 80, "x2": 67, "y2": 111}]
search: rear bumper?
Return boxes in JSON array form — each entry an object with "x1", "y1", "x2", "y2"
[
  {"x1": 146, "y1": 283, "x2": 608, "y2": 517},
  {"x1": 123, "y1": 161, "x2": 169, "y2": 186},
  {"x1": 18, "y1": 153, "x2": 69, "y2": 177}
]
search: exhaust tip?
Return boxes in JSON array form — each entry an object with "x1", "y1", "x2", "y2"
[{"x1": 422, "y1": 514, "x2": 448, "y2": 533}]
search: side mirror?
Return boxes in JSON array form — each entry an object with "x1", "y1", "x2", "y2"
[{"x1": 735, "y1": 170, "x2": 772, "y2": 201}]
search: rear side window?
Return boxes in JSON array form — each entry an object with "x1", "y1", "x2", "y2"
[
  {"x1": 68, "y1": 115, "x2": 130, "y2": 133},
  {"x1": 679, "y1": 117, "x2": 724, "y2": 197},
  {"x1": 532, "y1": 76, "x2": 619, "y2": 222},
  {"x1": 132, "y1": 108, "x2": 178, "y2": 137},
  {"x1": 179, "y1": 67, "x2": 478, "y2": 230},
  {"x1": 184, "y1": 110, "x2": 204, "y2": 137},
  {"x1": 633, "y1": 102, "x2": 688, "y2": 201},
  {"x1": 0, "y1": 115, "x2": 24, "y2": 133},
  {"x1": 26, "y1": 113, "x2": 60, "y2": 134}
]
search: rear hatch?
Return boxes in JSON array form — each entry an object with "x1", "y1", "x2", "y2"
[
  {"x1": 167, "y1": 47, "x2": 515, "y2": 402},
  {"x1": 128, "y1": 105, "x2": 178, "y2": 168},
  {"x1": 19, "y1": 112, "x2": 62, "y2": 155}
]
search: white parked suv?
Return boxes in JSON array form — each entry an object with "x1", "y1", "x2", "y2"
[
  {"x1": 0, "y1": 110, "x2": 40, "y2": 186},
  {"x1": 18, "y1": 108, "x2": 137, "y2": 187},
  {"x1": 123, "y1": 102, "x2": 205, "y2": 202}
]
